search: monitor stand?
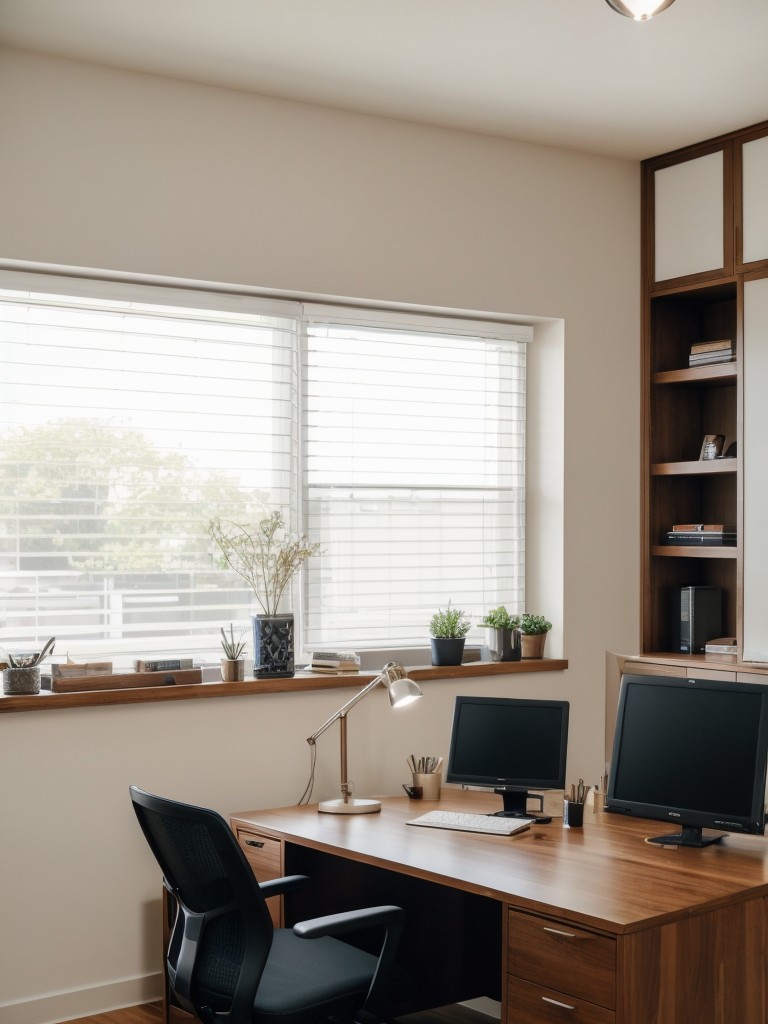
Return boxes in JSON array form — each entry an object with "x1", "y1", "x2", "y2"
[
  {"x1": 646, "y1": 825, "x2": 726, "y2": 848},
  {"x1": 491, "y1": 786, "x2": 552, "y2": 824}
]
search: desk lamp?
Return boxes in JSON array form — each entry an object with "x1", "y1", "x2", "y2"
[{"x1": 307, "y1": 661, "x2": 422, "y2": 814}]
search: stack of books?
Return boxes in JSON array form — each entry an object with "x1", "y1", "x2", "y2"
[
  {"x1": 688, "y1": 339, "x2": 734, "y2": 367},
  {"x1": 704, "y1": 637, "x2": 738, "y2": 655},
  {"x1": 665, "y1": 523, "x2": 736, "y2": 546},
  {"x1": 307, "y1": 650, "x2": 361, "y2": 674}
]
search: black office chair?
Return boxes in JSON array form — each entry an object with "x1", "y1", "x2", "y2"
[{"x1": 129, "y1": 786, "x2": 405, "y2": 1024}]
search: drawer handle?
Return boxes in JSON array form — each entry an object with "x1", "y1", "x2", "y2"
[
  {"x1": 541, "y1": 997, "x2": 576, "y2": 1011},
  {"x1": 542, "y1": 926, "x2": 577, "y2": 939},
  {"x1": 245, "y1": 839, "x2": 265, "y2": 848}
]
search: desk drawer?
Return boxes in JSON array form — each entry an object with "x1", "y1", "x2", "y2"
[
  {"x1": 235, "y1": 827, "x2": 283, "y2": 926},
  {"x1": 507, "y1": 976, "x2": 615, "y2": 1024},
  {"x1": 508, "y1": 910, "x2": 616, "y2": 1009}
]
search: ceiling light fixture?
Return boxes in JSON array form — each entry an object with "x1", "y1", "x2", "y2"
[{"x1": 606, "y1": 0, "x2": 676, "y2": 20}]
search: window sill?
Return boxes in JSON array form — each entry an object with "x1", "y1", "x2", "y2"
[{"x1": 0, "y1": 658, "x2": 568, "y2": 714}]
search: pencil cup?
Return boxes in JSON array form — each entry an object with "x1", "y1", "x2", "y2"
[
  {"x1": 413, "y1": 772, "x2": 441, "y2": 800},
  {"x1": 563, "y1": 798, "x2": 584, "y2": 828},
  {"x1": 593, "y1": 791, "x2": 606, "y2": 815},
  {"x1": 3, "y1": 666, "x2": 41, "y2": 695}
]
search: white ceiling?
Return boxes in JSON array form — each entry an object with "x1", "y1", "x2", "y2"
[{"x1": 1, "y1": 0, "x2": 767, "y2": 161}]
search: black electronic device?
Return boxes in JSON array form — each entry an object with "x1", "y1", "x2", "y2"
[
  {"x1": 678, "y1": 585, "x2": 722, "y2": 653},
  {"x1": 606, "y1": 673, "x2": 768, "y2": 848},
  {"x1": 445, "y1": 695, "x2": 569, "y2": 822}
]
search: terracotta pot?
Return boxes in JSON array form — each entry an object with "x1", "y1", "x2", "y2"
[
  {"x1": 521, "y1": 632, "x2": 547, "y2": 659},
  {"x1": 220, "y1": 658, "x2": 245, "y2": 682}
]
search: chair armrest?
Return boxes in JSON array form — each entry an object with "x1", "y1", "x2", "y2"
[
  {"x1": 293, "y1": 904, "x2": 404, "y2": 940},
  {"x1": 295, "y1": 905, "x2": 405, "y2": 1015},
  {"x1": 258, "y1": 874, "x2": 310, "y2": 899}
]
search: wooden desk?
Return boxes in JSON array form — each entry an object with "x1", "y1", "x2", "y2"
[{"x1": 231, "y1": 788, "x2": 768, "y2": 1024}]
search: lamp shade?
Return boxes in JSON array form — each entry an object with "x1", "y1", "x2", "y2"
[
  {"x1": 605, "y1": 0, "x2": 676, "y2": 19},
  {"x1": 381, "y1": 662, "x2": 423, "y2": 708},
  {"x1": 308, "y1": 661, "x2": 423, "y2": 814}
]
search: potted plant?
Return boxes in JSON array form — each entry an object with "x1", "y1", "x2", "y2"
[
  {"x1": 480, "y1": 605, "x2": 521, "y2": 662},
  {"x1": 209, "y1": 509, "x2": 321, "y2": 679},
  {"x1": 220, "y1": 624, "x2": 247, "y2": 682},
  {"x1": 429, "y1": 604, "x2": 471, "y2": 666},
  {"x1": 519, "y1": 613, "x2": 552, "y2": 659}
]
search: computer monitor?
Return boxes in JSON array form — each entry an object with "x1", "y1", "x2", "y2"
[
  {"x1": 607, "y1": 673, "x2": 768, "y2": 847},
  {"x1": 446, "y1": 695, "x2": 569, "y2": 820}
]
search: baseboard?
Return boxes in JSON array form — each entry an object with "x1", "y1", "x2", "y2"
[{"x1": 0, "y1": 974, "x2": 163, "y2": 1024}]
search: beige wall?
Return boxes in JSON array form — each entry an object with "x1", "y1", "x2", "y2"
[{"x1": 0, "y1": 49, "x2": 641, "y2": 1023}]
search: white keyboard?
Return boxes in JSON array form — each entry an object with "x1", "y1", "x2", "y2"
[{"x1": 406, "y1": 809, "x2": 533, "y2": 836}]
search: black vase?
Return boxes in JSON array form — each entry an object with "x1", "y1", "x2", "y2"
[
  {"x1": 430, "y1": 637, "x2": 466, "y2": 667},
  {"x1": 252, "y1": 613, "x2": 295, "y2": 678}
]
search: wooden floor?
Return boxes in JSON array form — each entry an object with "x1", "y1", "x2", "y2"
[{"x1": 64, "y1": 1002, "x2": 493, "y2": 1024}]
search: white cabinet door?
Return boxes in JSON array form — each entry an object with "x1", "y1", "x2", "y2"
[
  {"x1": 741, "y1": 135, "x2": 768, "y2": 266},
  {"x1": 743, "y1": 275, "x2": 768, "y2": 661},
  {"x1": 654, "y1": 150, "x2": 725, "y2": 283}
]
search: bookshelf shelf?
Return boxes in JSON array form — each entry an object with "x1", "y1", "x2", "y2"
[
  {"x1": 651, "y1": 459, "x2": 737, "y2": 476},
  {"x1": 652, "y1": 545, "x2": 738, "y2": 559},
  {"x1": 653, "y1": 364, "x2": 737, "y2": 386}
]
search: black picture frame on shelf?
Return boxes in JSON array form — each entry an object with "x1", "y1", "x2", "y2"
[{"x1": 699, "y1": 433, "x2": 725, "y2": 460}]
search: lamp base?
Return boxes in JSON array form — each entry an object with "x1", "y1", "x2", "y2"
[{"x1": 318, "y1": 797, "x2": 382, "y2": 814}]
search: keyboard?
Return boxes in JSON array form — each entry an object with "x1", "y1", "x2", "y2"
[{"x1": 406, "y1": 809, "x2": 533, "y2": 836}]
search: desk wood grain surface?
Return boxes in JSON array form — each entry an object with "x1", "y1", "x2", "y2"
[{"x1": 231, "y1": 787, "x2": 768, "y2": 935}]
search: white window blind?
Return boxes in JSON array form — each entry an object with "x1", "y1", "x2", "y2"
[
  {"x1": 0, "y1": 274, "x2": 530, "y2": 662},
  {"x1": 0, "y1": 285, "x2": 298, "y2": 659},
  {"x1": 303, "y1": 312, "x2": 529, "y2": 649}
]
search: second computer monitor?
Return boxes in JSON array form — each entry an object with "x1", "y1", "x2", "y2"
[{"x1": 446, "y1": 695, "x2": 569, "y2": 817}]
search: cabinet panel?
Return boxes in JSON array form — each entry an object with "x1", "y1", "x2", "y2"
[
  {"x1": 742, "y1": 274, "x2": 768, "y2": 662},
  {"x1": 740, "y1": 133, "x2": 768, "y2": 267},
  {"x1": 654, "y1": 151, "x2": 727, "y2": 284}
]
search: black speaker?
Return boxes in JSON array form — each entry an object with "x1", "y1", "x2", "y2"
[{"x1": 678, "y1": 586, "x2": 722, "y2": 654}]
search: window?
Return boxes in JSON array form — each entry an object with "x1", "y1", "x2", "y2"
[
  {"x1": 0, "y1": 275, "x2": 530, "y2": 663},
  {"x1": 303, "y1": 308, "x2": 528, "y2": 648}
]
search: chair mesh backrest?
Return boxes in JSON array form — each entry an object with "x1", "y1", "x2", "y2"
[
  {"x1": 132, "y1": 789, "x2": 273, "y2": 1008},
  {"x1": 141, "y1": 807, "x2": 235, "y2": 912}
]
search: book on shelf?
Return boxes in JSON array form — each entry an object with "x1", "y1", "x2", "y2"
[
  {"x1": 133, "y1": 658, "x2": 194, "y2": 672},
  {"x1": 688, "y1": 351, "x2": 734, "y2": 367},
  {"x1": 305, "y1": 664, "x2": 361, "y2": 674},
  {"x1": 690, "y1": 339, "x2": 733, "y2": 354},
  {"x1": 704, "y1": 638, "x2": 738, "y2": 655},
  {"x1": 308, "y1": 650, "x2": 361, "y2": 670},
  {"x1": 665, "y1": 531, "x2": 736, "y2": 546},
  {"x1": 671, "y1": 523, "x2": 725, "y2": 532}
]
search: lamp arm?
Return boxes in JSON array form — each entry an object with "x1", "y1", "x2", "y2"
[{"x1": 306, "y1": 674, "x2": 384, "y2": 745}]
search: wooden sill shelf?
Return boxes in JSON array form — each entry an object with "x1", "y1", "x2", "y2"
[{"x1": 0, "y1": 657, "x2": 568, "y2": 714}]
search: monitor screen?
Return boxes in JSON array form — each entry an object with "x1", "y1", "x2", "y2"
[
  {"x1": 446, "y1": 695, "x2": 569, "y2": 819},
  {"x1": 607, "y1": 673, "x2": 768, "y2": 847}
]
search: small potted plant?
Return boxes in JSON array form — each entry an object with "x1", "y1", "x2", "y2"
[
  {"x1": 481, "y1": 605, "x2": 521, "y2": 662},
  {"x1": 429, "y1": 603, "x2": 471, "y2": 666},
  {"x1": 220, "y1": 624, "x2": 247, "y2": 682},
  {"x1": 519, "y1": 613, "x2": 552, "y2": 659}
]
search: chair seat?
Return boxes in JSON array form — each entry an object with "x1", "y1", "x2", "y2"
[{"x1": 199, "y1": 929, "x2": 380, "y2": 1024}]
